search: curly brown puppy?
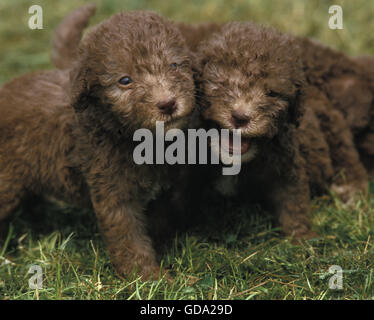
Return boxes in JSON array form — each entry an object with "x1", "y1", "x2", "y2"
[
  {"x1": 302, "y1": 86, "x2": 368, "y2": 202},
  {"x1": 175, "y1": 24, "x2": 374, "y2": 145},
  {"x1": 191, "y1": 22, "x2": 370, "y2": 238},
  {"x1": 298, "y1": 38, "x2": 374, "y2": 176},
  {"x1": 193, "y1": 22, "x2": 313, "y2": 238},
  {"x1": 298, "y1": 38, "x2": 373, "y2": 133},
  {"x1": 174, "y1": 22, "x2": 369, "y2": 202},
  {"x1": 0, "y1": 11, "x2": 195, "y2": 279}
]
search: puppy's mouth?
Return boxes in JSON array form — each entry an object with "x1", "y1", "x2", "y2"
[
  {"x1": 220, "y1": 131, "x2": 250, "y2": 155},
  {"x1": 205, "y1": 120, "x2": 251, "y2": 155}
]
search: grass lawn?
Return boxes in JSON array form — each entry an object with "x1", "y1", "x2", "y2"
[{"x1": 0, "y1": 0, "x2": 374, "y2": 300}]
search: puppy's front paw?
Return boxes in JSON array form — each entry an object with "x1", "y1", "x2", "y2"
[
  {"x1": 113, "y1": 253, "x2": 171, "y2": 282},
  {"x1": 140, "y1": 265, "x2": 172, "y2": 282},
  {"x1": 280, "y1": 211, "x2": 313, "y2": 240},
  {"x1": 290, "y1": 230, "x2": 317, "y2": 244},
  {"x1": 331, "y1": 182, "x2": 367, "y2": 206},
  {"x1": 284, "y1": 224, "x2": 317, "y2": 242}
]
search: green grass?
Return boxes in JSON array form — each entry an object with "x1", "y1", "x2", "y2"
[
  {"x1": 1, "y1": 188, "x2": 374, "y2": 300},
  {"x1": 1, "y1": 0, "x2": 374, "y2": 300}
]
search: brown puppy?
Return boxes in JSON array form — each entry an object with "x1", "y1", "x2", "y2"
[
  {"x1": 175, "y1": 22, "x2": 369, "y2": 203},
  {"x1": 0, "y1": 11, "x2": 195, "y2": 279},
  {"x1": 193, "y1": 22, "x2": 313, "y2": 238},
  {"x1": 302, "y1": 86, "x2": 368, "y2": 202},
  {"x1": 298, "y1": 38, "x2": 373, "y2": 134},
  {"x1": 193, "y1": 23, "x2": 368, "y2": 237},
  {"x1": 298, "y1": 38, "x2": 374, "y2": 179},
  {"x1": 175, "y1": 24, "x2": 374, "y2": 135}
]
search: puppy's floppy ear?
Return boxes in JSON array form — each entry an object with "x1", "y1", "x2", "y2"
[
  {"x1": 286, "y1": 42, "x2": 307, "y2": 128},
  {"x1": 192, "y1": 55, "x2": 210, "y2": 112},
  {"x1": 69, "y1": 59, "x2": 96, "y2": 112},
  {"x1": 190, "y1": 52, "x2": 204, "y2": 83},
  {"x1": 287, "y1": 74, "x2": 307, "y2": 128}
]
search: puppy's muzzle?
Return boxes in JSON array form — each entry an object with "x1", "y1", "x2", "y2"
[
  {"x1": 231, "y1": 110, "x2": 250, "y2": 128},
  {"x1": 157, "y1": 98, "x2": 177, "y2": 115}
]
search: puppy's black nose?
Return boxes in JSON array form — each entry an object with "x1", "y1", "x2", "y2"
[
  {"x1": 232, "y1": 110, "x2": 250, "y2": 128},
  {"x1": 157, "y1": 98, "x2": 177, "y2": 115}
]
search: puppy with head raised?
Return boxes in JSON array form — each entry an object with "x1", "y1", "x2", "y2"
[
  {"x1": 191, "y1": 22, "x2": 370, "y2": 239},
  {"x1": 175, "y1": 21, "x2": 368, "y2": 203},
  {"x1": 193, "y1": 22, "x2": 313, "y2": 237},
  {"x1": 0, "y1": 11, "x2": 195, "y2": 279}
]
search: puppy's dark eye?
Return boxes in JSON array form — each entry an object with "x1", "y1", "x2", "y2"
[
  {"x1": 170, "y1": 63, "x2": 178, "y2": 69},
  {"x1": 118, "y1": 76, "x2": 132, "y2": 85}
]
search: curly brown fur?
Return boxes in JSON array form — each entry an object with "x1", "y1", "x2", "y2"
[
  {"x1": 51, "y1": 3, "x2": 96, "y2": 69},
  {"x1": 51, "y1": 9, "x2": 373, "y2": 181},
  {"x1": 298, "y1": 37, "x2": 373, "y2": 132},
  {"x1": 176, "y1": 22, "x2": 223, "y2": 52},
  {"x1": 49, "y1": 9, "x2": 371, "y2": 234},
  {"x1": 0, "y1": 11, "x2": 196, "y2": 279},
  {"x1": 298, "y1": 38, "x2": 374, "y2": 174},
  {"x1": 174, "y1": 21, "x2": 369, "y2": 202},
  {"x1": 174, "y1": 22, "x2": 371, "y2": 195},
  {"x1": 51, "y1": 7, "x2": 223, "y2": 69},
  {"x1": 353, "y1": 55, "x2": 374, "y2": 175},
  {"x1": 188, "y1": 21, "x2": 371, "y2": 238},
  {"x1": 192, "y1": 22, "x2": 314, "y2": 238},
  {"x1": 302, "y1": 86, "x2": 368, "y2": 201},
  {"x1": 297, "y1": 100, "x2": 334, "y2": 197}
]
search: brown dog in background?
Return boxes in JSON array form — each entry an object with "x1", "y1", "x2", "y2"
[{"x1": 0, "y1": 10, "x2": 196, "y2": 279}]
